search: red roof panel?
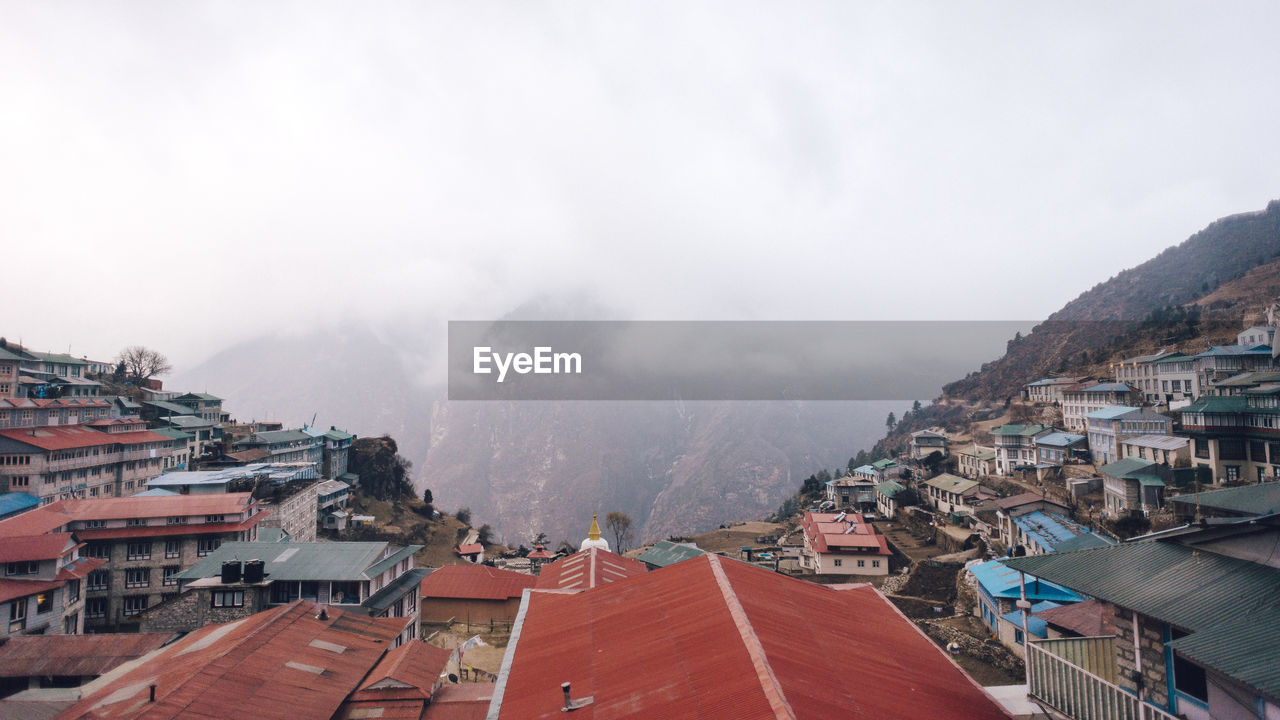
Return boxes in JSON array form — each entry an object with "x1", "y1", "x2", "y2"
[
  {"x1": 0, "y1": 632, "x2": 171, "y2": 678},
  {"x1": 421, "y1": 564, "x2": 537, "y2": 601},
  {"x1": 0, "y1": 425, "x2": 170, "y2": 451},
  {"x1": 533, "y1": 547, "x2": 647, "y2": 591},
  {"x1": 492, "y1": 555, "x2": 1011, "y2": 719},
  {"x1": 0, "y1": 533, "x2": 76, "y2": 563}
]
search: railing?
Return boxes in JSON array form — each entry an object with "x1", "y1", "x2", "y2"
[{"x1": 1027, "y1": 639, "x2": 1179, "y2": 720}]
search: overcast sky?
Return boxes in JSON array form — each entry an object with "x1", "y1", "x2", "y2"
[{"x1": 4, "y1": 1, "x2": 1280, "y2": 369}]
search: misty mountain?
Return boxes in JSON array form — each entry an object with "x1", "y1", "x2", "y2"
[{"x1": 944, "y1": 200, "x2": 1280, "y2": 401}]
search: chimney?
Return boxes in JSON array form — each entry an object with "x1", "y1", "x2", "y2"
[
  {"x1": 561, "y1": 682, "x2": 572, "y2": 710},
  {"x1": 317, "y1": 607, "x2": 329, "y2": 621}
]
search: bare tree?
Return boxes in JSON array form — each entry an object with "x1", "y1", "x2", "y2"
[
  {"x1": 605, "y1": 511, "x2": 633, "y2": 553},
  {"x1": 116, "y1": 346, "x2": 173, "y2": 383}
]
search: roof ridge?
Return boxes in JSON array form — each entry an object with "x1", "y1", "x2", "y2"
[{"x1": 707, "y1": 556, "x2": 797, "y2": 720}]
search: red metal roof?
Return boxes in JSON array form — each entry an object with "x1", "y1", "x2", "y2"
[
  {"x1": 0, "y1": 532, "x2": 76, "y2": 563},
  {"x1": 57, "y1": 601, "x2": 410, "y2": 720},
  {"x1": 492, "y1": 554, "x2": 1011, "y2": 719},
  {"x1": 336, "y1": 640, "x2": 454, "y2": 719},
  {"x1": 1034, "y1": 597, "x2": 1114, "y2": 638},
  {"x1": 422, "y1": 683, "x2": 494, "y2": 720},
  {"x1": 533, "y1": 547, "x2": 647, "y2": 591},
  {"x1": 0, "y1": 577, "x2": 62, "y2": 605},
  {"x1": 0, "y1": 425, "x2": 170, "y2": 451},
  {"x1": 456, "y1": 543, "x2": 484, "y2": 556},
  {"x1": 0, "y1": 632, "x2": 171, "y2": 679},
  {"x1": 802, "y1": 512, "x2": 893, "y2": 555},
  {"x1": 421, "y1": 564, "x2": 537, "y2": 601}
]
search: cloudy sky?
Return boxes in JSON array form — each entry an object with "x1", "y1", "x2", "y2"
[{"x1": 4, "y1": 1, "x2": 1280, "y2": 369}]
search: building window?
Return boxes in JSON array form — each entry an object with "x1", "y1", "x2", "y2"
[
  {"x1": 126, "y1": 542, "x2": 151, "y2": 560},
  {"x1": 211, "y1": 590, "x2": 244, "y2": 608},
  {"x1": 66, "y1": 579, "x2": 80, "y2": 603},
  {"x1": 125, "y1": 568, "x2": 150, "y2": 589},
  {"x1": 85, "y1": 597, "x2": 107, "y2": 619},
  {"x1": 6, "y1": 561, "x2": 38, "y2": 576},
  {"x1": 64, "y1": 612, "x2": 78, "y2": 635},
  {"x1": 872, "y1": 560, "x2": 881, "y2": 568},
  {"x1": 87, "y1": 570, "x2": 110, "y2": 591},
  {"x1": 1225, "y1": 466, "x2": 1240, "y2": 482},
  {"x1": 833, "y1": 558, "x2": 842, "y2": 567},
  {"x1": 165, "y1": 540, "x2": 181, "y2": 559},
  {"x1": 9, "y1": 598, "x2": 26, "y2": 630},
  {"x1": 122, "y1": 595, "x2": 148, "y2": 616},
  {"x1": 125, "y1": 517, "x2": 144, "y2": 527},
  {"x1": 36, "y1": 592, "x2": 52, "y2": 614},
  {"x1": 163, "y1": 566, "x2": 180, "y2": 586},
  {"x1": 166, "y1": 516, "x2": 188, "y2": 525},
  {"x1": 206, "y1": 515, "x2": 223, "y2": 523},
  {"x1": 197, "y1": 538, "x2": 220, "y2": 557},
  {"x1": 857, "y1": 559, "x2": 865, "y2": 568}
]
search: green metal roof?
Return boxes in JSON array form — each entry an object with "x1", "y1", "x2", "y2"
[
  {"x1": 363, "y1": 544, "x2": 423, "y2": 579},
  {"x1": 876, "y1": 480, "x2": 907, "y2": 498},
  {"x1": 160, "y1": 415, "x2": 215, "y2": 429},
  {"x1": 1168, "y1": 483, "x2": 1280, "y2": 517},
  {"x1": 175, "y1": 541, "x2": 392, "y2": 581},
  {"x1": 150, "y1": 427, "x2": 194, "y2": 441},
  {"x1": 1099, "y1": 457, "x2": 1158, "y2": 479},
  {"x1": 143, "y1": 400, "x2": 196, "y2": 416},
  {"x1": 870, "y1": 459, "x2": 898, "y2": 470},
  {"x1": 1182, "y1": 395, "x2": 1248, "y2": 414},
  {"x1": 174, "y1": 392, "x2": 223, "y2": 402},
  {"x1": 25, "y1": 351, "x2": 87, "y2": 365},
  {"x1": 924, "y1": 474, "x2": 979, "y2": 494},
  {"x1": 636, "y1": 540, "x2": 707, "y2": 568},
  {"x1": 1052, "y1": 531, "x2": 1115, "y2": 553},
  {"x1": 1006, "y1": 539, "x2": 1280, "y2": 700},
  {"x1": 323, "y1": 428, "x2": 354, "y2": 441}
]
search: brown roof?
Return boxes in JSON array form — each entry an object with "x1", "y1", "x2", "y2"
[
  {"x1": 1035, "y1": 598, "x2": 1115, "y2": 637},
  {"x1": 422, "y1": 683, "x2": 494, "y2": 720},
  {"x1": 421, "y1": 564, "x2": 537, "y2": 601},
  {"x1": 0, "y1": 494, "x2": 259, "y2": 538},
  {"x1": 995, "y1": 492, "x2": 1067, "y2": 511},
  {"x1": 225, "y1": 448, "x2": 270, "y2": 463},
  {"x1": 57, "y1": 602, "x2": 409, "y2": 720},
  {"x1": 336, "y1": 641, "x2": 453, "y2": 719},
  {"x1": 0, "y1": 426, "x2": 171, "y2": 451},
  {"x1": 0, "y1": 633, "x2": 172, "y2": 679},
  {"x1": 0, "y1": 533, "x2": 76, "y2": 563}
]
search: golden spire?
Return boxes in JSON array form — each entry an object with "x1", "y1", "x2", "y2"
[{"x1": 588, "y1": 513, "x2": 602, "y2": 541}]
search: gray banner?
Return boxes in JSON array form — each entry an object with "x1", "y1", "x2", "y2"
[{"x1": 448, "y1": 320, "x2": 1036, "y2": 401}]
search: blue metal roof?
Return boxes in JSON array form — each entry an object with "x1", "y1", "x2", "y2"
[
  {"x1": 1084, "y1": 405, "x2": 1139, "y2": 420},
  {"x1": 1082, "y1": 383, "x2": 1133, "y2": 393},
  {"x1": 1013, "y1": 511, "x2": 1095, "y2": 553},
  {"x1": 1001, "y1": 600, "x2": 1059, "y2": 638},
  {"x1": 0, "y1": 492, "x2": 40, "y2": 519},
  {"x1": 1036, "y1": 432, "x2": 1085, "y2": 447},
  {"x1": 969, "y1": 559, "x2": 1085, "y2": 603}
]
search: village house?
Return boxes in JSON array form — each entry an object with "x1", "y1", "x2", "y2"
[
  {"x1": 1180, "y1": 386, "x2": 1280, "y2": 484},
  {"x1": 1117, "y1": 434, "x2": 1191, "y2": 467},
  {"x1": 923, "y1": 473, "x2": 990, "y2": 515},
  {"x1": 1238, "y1": 325, "x2": 1277, "y2": 348},
  {"x1": 799, "y1": 511, "x2": 892, "y2": 575},
  {"x1": 1084, "y1": 405, "x2": 1173, "y2": 465},
  {"x1": 1033, "y1": 431, "x2": 1088, "y2": 467},
  {"x1": 874, "y1": 479, "x2": 907, "y2": 518},
  {"x1": 1192, "y1": 344, "x2": 1278, "y2": 392},
  {"x1": 1024, "y1": 376, "x2": 1086, "y2": 404},
  {"x1": 0, "y1": 425, "x2": 178, "y2": 503},
  {"x1": 170, "y1": 392, "x2": 224, "y2": 423},
  {"x1": 0, "y1": 531, "x2": 101, "y2": 639},
  {"x1": 233, "y1": 428, "x2": 324, "y2": 474},
  {"x1": 1101, "y1": 457, "x2": 1167, "y2": 516},
  {"x1": 956, "y1": 444, "x2": 997, "y2": 479},
  {"x1": 1007, "y1": 517, "x2": 1280, "y2": 720},
  {"x1": 994, "y1": 493, "x2": 1068, "y2": 549},
  {"x1": 824, "y1": 472, "x2": 877, "y2": 510},
  {"x1": 418, "y1": 563, "x2": 537, "y2": 628},
  {"x1": 0, "y1": 492, "x2": 264, "y2": 633},
  {"x1": 159, "y1": 540, "x2": 427, "y2": 646},
  {"x1": 908, "y1": 428, "x2": 948, "y2": 460},
  {"x1": 848, "y1": 463, "x2": 879, "y2": 484},
  {"x1": 966, "y1": 558, "x2": 1084, "y2": 656},
  {"x1": 487, "y1": 554, "x2": 1012, "y2": 720},
  {"x1": 1152, "y1": 352, "x2": 1200, "y2": 405},
  {"x1": 1061, "y1": 382, "x2": 1141, "y2": 430},
  {"x1": 991, "y1": 424, "x2": 1052, "y2": 475},
  {"x1": 1111, "y1": 351, "x2": 1171, "y2": 403},
  {"x1": 0, "y1": 397, "x2": 118, "y2": 430}
]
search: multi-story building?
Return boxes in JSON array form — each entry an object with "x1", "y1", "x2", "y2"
[
  {"x1": 1238, "y1": 325, "x2": 1276, "y2": 348},
  {"x1": 1024, "y1": 376, "x2": 1086, "y2": 405},
  {"x1": 1100, "y1": 458, "x2": 1167, "y2": 516},
  {"x1": 321, "y1": 427, "x2": 353, "y2": 478},
  {"x1": 233, "y1": 429, "x2": 322, "y2": 472},
  {"x1": 908, "y1": 429, "x2": 948, "y2": 460},
  {"x1": 155, "y1": 540, "x2": 427, "y2": 646},
  {"x1": 0, "y1": 530, "x2": 101, "y2": 638},
  {"x1": 171, "y1": 393, "x2": 223, "y2": 423},
  {"x1": 992, "y1": 424, "x2": 1052, "y2": 475},
  {"x1": 1151, "y1": 353, "x2": 1200, "y2": 405},
  {"x1": 799, "y1": 511, "x2": 892, "y2": 575},
  {"x1": 0, "y1": 397, "x2": 118, "y2": 429},
  {"x1": 1191, "y1": 345, "x2": 1278, "y2": 394},
  {"x1": 1180, "y1": 385, "x2": 1280, "y2": 484},
  {"x1": 957, "y1": 444, "x2": 997, "y2": 479},
  {"x1": 922, "y1": 473, "x2": 991, "y2": 515},
  {"x1": 1111, "y1": 352, "x2": 1171, "y2": 403},
  {"x1": 0, "y1": 425, "x2": 178, "y2": 503},
  {"x1": 1083, "y1": 406, "x2": 1173, "y2": 465},
  {"x1": 0, "y1": 345, "x2": 30, "y2": 400},
  {"x1": 1033, "y1": 431, "x2": 1087, "y2": 467},
  {"x1": 0, "y1": 492, "x2": 263, "y2": 632},
  {"x1": 1117, "y1": 434, "x2": 1191, "y2": 467},
  {"x1": 1062, "y1": 383, "x2": 1140, "y2": 430},
  {"x1": 152, "y1": 414, "x2": 220, "y2": 465}
]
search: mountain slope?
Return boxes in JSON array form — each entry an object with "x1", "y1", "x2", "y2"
[{"x1": 944, "y1": 200, "x2": 1280, "y2": 400}]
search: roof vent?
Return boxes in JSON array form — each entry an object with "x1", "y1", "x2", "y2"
[{"x1": 560, "y1": 682, "x2": 593, "y2": 712}]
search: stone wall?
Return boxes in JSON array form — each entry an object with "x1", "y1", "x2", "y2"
[
  {"x1": 917, "y1": 619, "x2": 1025, "y2": 676},
  {"x1": 1112, "y1": 607, "x2": 1169, "y2": 709},
  {"x1": 138, "y1": 585, "x2": 268, "y2": 634}
]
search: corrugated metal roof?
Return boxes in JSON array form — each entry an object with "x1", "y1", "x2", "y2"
[
  {"x1": 0, "y1": 633, "x2": 172, "y2": 678},
  {"x1": 365, "y1": 544, "x2": 424, "y2": 579},
  {"x1": 57, "y1": 601, "x2": 407, "y2": 720},
  {"x1": 491, "y1": 554, "x2": 1011, "y2": 719},
  {"x1": 1168, "y1": 483, "x2": 1280, "y2": 516},
  {"x1": 421, "y1": 564, "x2": 537, "y2": 601},
  {"x1": 1099, "y1": 457, "x2": 1158, "y2": 479},
  {"x1": 0, "y1": 492, "x2": 39, "y2": 519},
  {"x1": 923, "y1": 474, "x2": 979, "y2": 493},
  {"x1": 634, "y1": 540, "x2": 707, "y2": 568},
  {"x1": 175, "y1": 540, "x2": 390, "y2": 581},
  {"x1": 534, "y1": 547, "x2": 647, "y2": 590},
  {"x1": 1167, "y1": 616, "x2": 1280, "y2": 700},
  {"x1": 0, "y1": 532, "x2": 75, "y2": 563},
  {"x1": 968, "y1": 559, "x2": 1085, "y2": 603},
  {"x1": 365, "y1": 568, "x2": 433, "y2": 612}
]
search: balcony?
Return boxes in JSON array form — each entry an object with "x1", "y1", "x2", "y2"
[{"x1": 1027, "y1": 637, "x2": 1178, "y2": 720}]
